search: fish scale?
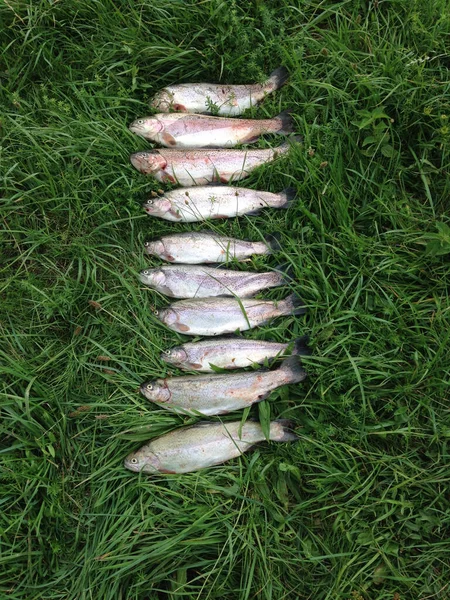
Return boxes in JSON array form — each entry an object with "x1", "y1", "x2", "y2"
[
  {"x1": 139, "y1": 264, "x2": 286, "y2": 298},
  {"x1": 144, "y1": 231, "x2": 275, "y2": 263},
  {"x1": 140, "y1": 356, "x2": 306, "y2": 416},
  {"x1": 129, "y1": 111, "x2": 293, "y2": 148},
  {"x1": 124, "y1": 419, "x2": 298, "y2": 474}
]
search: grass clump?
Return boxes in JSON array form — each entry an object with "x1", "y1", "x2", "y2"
[{"x1": 1, "y1": 0, "x2": 450, "y2": 598}]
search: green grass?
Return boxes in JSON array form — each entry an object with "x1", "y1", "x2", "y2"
[{"x1": 1, "y1": 0, "x2": 450, "y2": 598}]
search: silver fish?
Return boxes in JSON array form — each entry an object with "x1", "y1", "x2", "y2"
[
  {"x1": 139, "y1": 265, "x2": 286, "y2": 299},
  {"x1": 130, "y1": 140, "x2": 297, "y2": 186},
  {"x1": 144, "y1": 231, "x2": 277, "y2": 264},
  {"x1": 149, "y1": 66, "x2": 289, "y2": 117},
  {"x1": 161, "y1": 336, "x2": 309, "y2": 372},
  {"x1": 155, "y1": 293, "x2": 306, "y2": 336},
  {"x1": 129, "y1": 110, "x2": 294, "y2": 148},
  {"x1": 124, "y1": 418, "x2": 298, "y2": 474},
  {"x1": 143, "y1": 186, "x2": 296, "y2": 222},
  {"x1": 140, "y1": 356, "x2": 306, "y2": 416}
]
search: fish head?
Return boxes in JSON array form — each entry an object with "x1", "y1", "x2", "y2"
[
  {"x1": 140, "y1": 380, "x2": 171, "y2": 403},
  {"x1": 150, "y1": 89, "x2": 175, "y2": 112},
  {"x1": 156, "y1": 307, "x2": 177, "y2": 327},
  {"x1": 130, "y1": 151, "x2": 167, "y2": 174},
  {"x1": 142, "y1": 197, "x2": 172, "y2": 217},
  {"x1": 161, "y1": 346, "x2": 188, "y2": 366},
  {"x1": 139, "y1": 268, "x2": 166, "y2": 289},
  {"x1": 144, "y1": 239, "x2": 165, "y2": 257},
  {"x1": 129, "y1": 116, "x2": 164, "y2": 138},
  {"x1": 124, "y1": 448, "x2": 162, "y2": 474}
]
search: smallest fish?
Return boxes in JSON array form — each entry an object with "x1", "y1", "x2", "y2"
[
  {"x1": 144, "y1": 231, "x2": 278, "y2": 264},
  {"x1": 161, "y1": 335, "x2": 310, "y2": 372}
]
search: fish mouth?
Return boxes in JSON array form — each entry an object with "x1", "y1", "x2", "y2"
[
  {"x1": 129, "y1": 122, "x2": 146, "y2": 134},
  {"x1": 130, "y1": 152, "x2": 149, "y2": 172}
]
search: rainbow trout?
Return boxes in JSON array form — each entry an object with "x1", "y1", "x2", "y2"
[
  {"x1": 144, "y1": 231, "x2": 276, "y2": 264},
  {"x1": 130, "y1": 140, "x2": 297, "y2": 186},
  {"x1": 161, "y1": 336, "x2": 309, "y2": 372},
  {"x1": 129, "y1": 110, "x2": 293, "y2": 148},
  {"x1": 143, "y1": 186, "x2": 296, "y2": 222},
  {"x1": 155, "y1": 293, "x2": 306, "y2": 336},
  {"x1": 149, "y1": 66, "x2": 289, "y2": 116},
  {"x1": 140, "y1": 356, "x2": 306, "y2": 416},
  {"x1": 139, "y1": 264, "x2": 287, "y2": 299},
  {"x1": 124, "y1": 418, "x2": 298, "y2": 474}
]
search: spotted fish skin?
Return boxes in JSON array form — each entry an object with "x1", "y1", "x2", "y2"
[
  {"x1": 139, "y1": 356, "x2": 306, "y2": 416},
  {"x1": 124, "y1": 418, "x2": 298, "y2": 475},
  {"x1": 129, "y1": 111, "x2": 294, "y2": 148},
  {"x1": 144, "y1": 231, "x2": 274, "y2": 264},
  {"x1": 139, "y1": 264, "x2": 286, "y2": 299},
  {"x1": 130, "y1": 141, "x2": 296, "y2": 187},
  {"x1": 142, "y1": 186, "x2": 297, "y2": 222},
  {"x1": 161, "y1": 336, "x2": 309, "y2": 372},
  {"x1": 149, "y1": 67, "x2": 289, "y2": 117},
  {"x1": 155, "y1": 293, "x2": 306, "y2": 336}
]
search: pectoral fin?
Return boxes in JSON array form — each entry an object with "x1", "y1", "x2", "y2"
[{"x1": 162, "y1": 132, "x2": 177, "y2": 147}]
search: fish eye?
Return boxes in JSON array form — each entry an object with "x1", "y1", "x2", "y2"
[
  {"x1": 138, "y1": 119, "x2": 144, "y2": 124},
  {"x1": 143, "y1": 270, "x2": 149, "y2": 275},
  {"x1": 146, "y1": 383, "x2": 153, "y2": 391},
  {"x1": 147, "y1": 200, "x2": 154, "y2": 205},
  {"x1": 144, "y1": 242, "x2": 150, "y2": 247},
  {"x1": 164, "y1": 349, "x2": 171, "y2": 355},
  {"x1": 131, "y1": 458, "x2": 138, "y2": 464},
  {"x1": 153, "y1": 309, "x2": 159, "y2": 316}
]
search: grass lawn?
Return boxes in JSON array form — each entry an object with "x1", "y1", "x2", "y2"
[{"x1": 1, "y1": 0, "x2": 450, "y2": 598}]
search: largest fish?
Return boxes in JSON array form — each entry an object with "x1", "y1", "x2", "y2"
[
  {"x1": 129, "y1": 111, "x2": 293, "y2": 148},
  {"x1": 140, "y1": 356, "x2": 306, "y2": 416},
  {"x1": 124, "y1": 419, "x2": 298, "y2": 474},
  {"x1": 130, "y1": 140, "x2": 299, "y2": 186},
  {"x1": 149, "y1": 66, "x2": 289, "y2": 116}
]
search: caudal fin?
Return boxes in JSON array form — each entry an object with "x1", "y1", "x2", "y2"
[
  {"x1": 292, "y1": 336, "x2": 311, "y2": 357},
  {"x1": 269, "y1": 419, "x2": 299, "y2": 442},
  {"x1": 277, "y1": 355, "x2": 307, "y2": 384},
  {"x1": 266, "y1": 66, "x2": 289, "y2": 91},
  {"x1": 265, "y1": 232, "x2": 282, "y2": 252},
  {"x1": 274, "y1": 262, "x2": 295, "y2": 283},
  {"x1": 275, "y1": 109, "x2": 295, "y2": 135},
  {"x1": 273, "y1": 187, "x2": 297, "y2": 209},
  {"x1": 280, "y1": 292, "x2": 307, "y2": 316}
]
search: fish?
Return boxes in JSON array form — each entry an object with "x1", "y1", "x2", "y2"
[
  {"x1": 124, "y1": 418, "x2": 298, "y2": 474},
  {"x1": 139, "y1": 356, "x2": 306, "y2": 416},
  {"x1": 142, "y1": 186, "x2": 296, "y2": 222},
  {"x1": 130, "y1": 139, "x2": 299, "y2": 186},
  {"x1": 144, "y1": 231, "x2": 278, "y2": 264},
  {"x1": 139, "y1": 264, "x2": 287, "y2": 299},
  {"x1": 149, "y1": 66, "x2": 289, "y2": 117},
  {"x1": 154, "y1": 293, "x2": 306, "y2": 336},
  {"x1": 129, "y1": 110, "x2": 294, "y2": 148},
  {"x1": 161, "y1": 335, "x2": 310, "y2": 372}
]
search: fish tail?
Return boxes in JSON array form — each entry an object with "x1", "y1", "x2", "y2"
[
  {"x1": 274, "y1": 262, "x2": 295, "y2": 283},
  {"x1": 280, "y1": 292, "x2": 307, "y2": 316},
  {"x1": 275, "y1": 109, "x2": 295, "y2": 134},
  {"x1": 269, "y1": 419, "x2": 299, "y2": 442},
  {"x1": 277, "y1": 355, "x2": 307, "y2": 384},
  {"x1": 292, "y1": 335, "x2": 311, "y2": 357},
  {"x1": 275, "y1": 187, "x2": 297, "y2": 209},
  {"x1": 264, "y1": 232, "x2": 282, "y2": 252},
  {"x1": 266, "y1": 66, "x2": 289, "y2": 91}
]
